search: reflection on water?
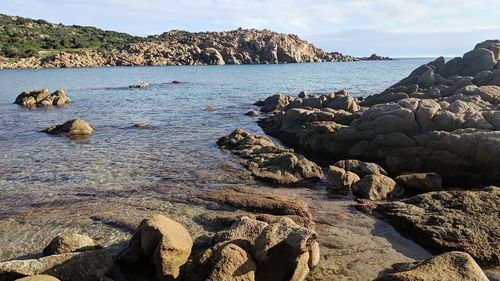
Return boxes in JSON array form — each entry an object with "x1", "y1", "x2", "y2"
[{"x1": 0, "y1": 60, "x2": 432, "y2": 279}]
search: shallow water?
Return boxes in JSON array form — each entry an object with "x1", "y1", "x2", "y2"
[{"x1": 0, "y1": 60, "x2": 433, "y2": 280}]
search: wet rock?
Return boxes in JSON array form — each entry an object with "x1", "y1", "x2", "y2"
[
  {"x1": 327, "y1": 166, "x2": 360, "y2": 195},
  {"x1": 333, "y1": 160, "x2": 388, "y2": 177},
  {"x1": 245, "y1": 110, "x2": 260, "y2": 117},
  {"x1": 375, "y1": 251, "x2": 488, "y2": 281},
  {"x1": 43, "y1": 233, "x2": 100, "y2": 256},
  {"x1": 15, "y1": 276, "x2": 60, "y2": 281},
  {"x1": 44, "y1": 119, "x2": 95, "y2": 136},
  {"x1": 117, "y1": 214, "x2": 193, "y2": 281},
  {"x1": 129, "y1": 82, "x2": 149, "y2": 89},
  {"x1": 205, "y1": 106, "x2": 217, "y2": 112},
  {"x1": 171, "y1": 80, "x2": 183, "y2": 84},
  {"x1": 187, "y1": 242, "x2": 257, "y2": 281},
  {"x1": 0, "y1": 249, "x2": 113, "y2": 281},
  {"x1": 374, "y1": 187, "x2": 500, "y2": 267},
  {"x1": 217, "y1": 129, "x2": 323, "y2": 184},
  {"x1": 200, "y1": 187, "x2": 312, "y2": 220},
  {"x1": 14, "y1": 89, "x2": 70, "y2": 108},
  {"x1": 132, "y1": 122, "x2": 153, "y2": 129},
  {"x1": 394, "y1": 172, "x2": 442, "y2": 192},
  {"x1": 254, "y1": 217, "x2": 319, "y2": 281},
  {"x1": 352, "y1": 174, "x2": 403, "y2": 201}
]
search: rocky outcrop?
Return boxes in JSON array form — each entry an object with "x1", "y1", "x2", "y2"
[
  {"x1": 117, "y1": 214, "x2": 193, "y2": 281},
  {"x1": 0, "y1": 29, "x2": 358, "y2": 69},
  {"x1": 373, "y1": 187, "x2": 500, "y2": 267},
  {"x1": 0, "y1": 250, "x2": 113, "y2": 281},
  {"x1": 375, "y1": 251, "x2": 488, "y2": 281},
  {"x1": 44, "y1": 119, "x2": 95, "y2": 137},
  {"x1": 394, "y1": 172, "x2": 442, "y2": 192},
  {"x1": 14, "y1": 89, "x2": 70, "y2": 108},
  {"x1": 360, "y1": 54, "x2": 393, "y2": 61},
  {"x1": 188, "y1": 216, "x2": 319, "y2": 281},
  {"x1": 42, "y1": 233, "x2": 100, "y2": 256},
  {"x1": 217, "y1": 129, "x2": 323, "y2": 185}
]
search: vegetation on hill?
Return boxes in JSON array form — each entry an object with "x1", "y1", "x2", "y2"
[{"x1": 0, "y1": 14, "x2": 142, "y2": 58}]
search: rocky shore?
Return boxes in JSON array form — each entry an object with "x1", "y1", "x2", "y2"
[{"x1": 0, "y1": 29, "x2": 360, "y2": 69}]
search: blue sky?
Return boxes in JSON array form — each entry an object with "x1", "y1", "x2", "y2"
[{"x1": 1, "y1": 0, "x2": 499, "y2": 57}]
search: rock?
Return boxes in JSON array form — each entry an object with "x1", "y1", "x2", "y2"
[
  {"x1": 333, "y1": 160, "x2": 388, "y2": 177},
  {"x1": 352, "y1": 174, "x2": 403, "y2": 201},
  {"x1": 439, "y1": 57, "x2": 463, "y2": 77},
  {"x1": 473, "y1": 71, "x2": 492, "y2": 86},
  {"x1": 475, "y1": 39, "x2": 500, "y2": 60},
  {"x1": 205, "y1": 106, "x2": 217, "y2": 112},
  {"x1": 245, "y1": 110, "x2": 260, "y2": 117},
  {"x1": 187, "y1": 242, "x2": 257, "y2": 281},
  {"x1": 15, "y1": 275, "x2": 60, "y2": 281},
  {"x1": 117, "y1": 214, "x2": 193, "y2": 281},
  {"x1": 0, "y1": 249, "x2": 113, "y2": 281},
  {"x1": 258, "y1": 94, "x2": 291, "y2": 113},
  {"x1": 132, "y1": 122, "x2": 153, "y2": 129},
  {"x1": 14, "y1": 89, "x2": 69, "y2": 108},
  {"x1": 129, "y1": 82, "x2": 149, "y2": 89},
  {"x1": 298, "y1": 91, "x2": 308, "y2": 98},
  {"x1": 43, "y1": 233, "x2": 100, "y2": 256},
  {"x1": 254, "y1": 217, "x2": 319, "y2": 281},
  {"x1": 394, "y1": 172, "x2": 442, "y2": 192},
  {"x1": 416, "y1": 69, "x2": 435, "y2": 88},
  {"x1": 473, "y1": 85, "x2": 500, "y2": 104},
  {"x1": 360, "y1": 54, "x2": 393, "y2": 61},
  {"x1": 202, "y1": 48, "x2": 225, "y2": 65},
  {"x1": 200, "y1": 187, "x2": 313, "y2": 220},
  {"x1": 217, "y1": 129, "x2": 323, "y2": 184},
  {"x1": 212, "y1": 216, "x2": 269, "y2": 248},
  {"x1": 44, "y1": 119, "x2": 95, "y2": 136},
  {"x1": 460, "y1": 48, "x2": 496, "y2": 76},
  {"x1": 327, "y1": 166, "x2": 360, "y2": 195},
  {"x1": 375, "y1": 251, "x2": 489, "y2": 281},
  {"x1": 171, "y1": 80, "x2": 183, "y2": 84},
  {"x1": 374, "y1": 187, "x2": 500, "y2": 267}
]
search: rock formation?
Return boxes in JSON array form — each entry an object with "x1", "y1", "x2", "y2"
[
  {"x1": 43, "y1": 233, "x2": 101, "y2": 256},
  {"x1": 1, "y1": 29, "x2": 358, "y2": 69},
  {"x1": 14, "y1": 89, "x2": 70, "y2": 108},
  {"x1": 217, "y1": 129, "x2": 323, "y2": 185},
  {"x1": 44, "y1": 119, "x2": 95, "y2": 137}
]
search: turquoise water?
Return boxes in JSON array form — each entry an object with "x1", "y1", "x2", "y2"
[{"x1": 0, "y1": 60, "x2": 429, "y2": 195}]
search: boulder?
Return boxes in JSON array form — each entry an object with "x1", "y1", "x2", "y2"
[
  {"x1": 43, "y1": 233, "x2": 100, "y2": 256},
  {"x1": 14, "y1": 89, "x2": 69, "y2": 108},
  {"x1": 44, "y1": 119, "x2": 95, "y2": 136},
  {"x1": 245, "y1": 110, "x2": 260, "y2": 117},
  {"x1": 375, "y1": 251, "x2": 488, "y2": 281},
  {"x1": 327, "y1": 165, "x2": 360, "y2": 195},
  {"x1": 475, "y1": 39, "x2": 500, "y2": 60},
  {"x1": 439, "y1": 57, "x2": 463, "y2": 77},
  {"x1": 333, "y1": 160, "x2": 388, "y2": 177},
  {"x1": 0, "y1": 249, "x2": 112, "y2": 281},
  {"x1": 473, "y1": 85, "x2": 500, "y2": 104},
  {"x1": 257, "y1": 94, "x2": 291, "y2": 113},
  {"x1": 352, "y1": 174, "x2": 403, "y2": 201},
  {"x1": 416, "y1": 69, "x2": 435, "y2": 88},
  {"x1": 117, "y1": 214, "x2": 193, "y2": 281},
  {"x1": 460, "y1": 48, "x2": 496, "y2": 76},
  {"x1": 187, "y1": 242, "x2": 257, "y2": 281},
  {"x1": 374, "y1": 187, "x2": 500, "y2": 267},
  {"x1": 202, "y1": 48, "x2": 225, "y2": 65},
  {"x1": 129, "y1": 82, "x2": 149, "y2": 89},
  {"x1": 394, "y1": 172, "x2": 442, "y2": 192},
  {"x1": 212, "y1": 216, "x2": 269, "y2": 248},
  {"x1": 254, "y1": 217, "x2": 319, "y2": 281},
  {"x1": 217, "y1": 129, "x2": 323, "y2": 184}
]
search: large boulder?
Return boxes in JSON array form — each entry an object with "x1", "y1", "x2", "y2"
[
  {"x1": 117, "y1": 214, "x2": 193, "y2": 281},
  {"x1": 212, "y1": 216, "x2": 269, "y2": 248},
  {"x1": 460, "y1": 48, "x2": 496, "y2": 76},
  {"x1": 187, "y1": 242, "x2": 257, "y2": 281},
  {"x1": 374, "y1": 187, "x2": 500, "y2": 267},
  {"x1": 327, "y1": 165, "x2": 360, "y2": 195},
  {"x1": 352, "y1": 174, "x2": 403, "y2": 201},
  {"x1": 394, "y1": 172, "x2": 442, "y2": 192},
  {"x1": 254, "y1": 217, "x2": 320, "y2": 281},
  {"x1": 44, "y1": 119, "x2": 95, "y2": 137},
  {"x1": 255, "y1": 94, "x2": 292, "y2": 113},
  {"x1": 0, "y1": 249, "x2": 112, "y2": 281},
  {"x1": 43, "y1": 233, "x2": 100, "y2": 256},
  {"x1": 375, "y1": 251, "x2": 488, "y2": 281},
  {"x1": 333, "y1": 160, "x2": 388, "y2": 177}
]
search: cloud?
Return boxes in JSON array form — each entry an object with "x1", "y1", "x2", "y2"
[{"x1": 0, "y1": 0, "x2": 498, "y2": 56}]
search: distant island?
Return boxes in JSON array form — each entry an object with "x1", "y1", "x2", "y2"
[{"x1": 0, "y1": 14, "x2": 391, "y2": 69}]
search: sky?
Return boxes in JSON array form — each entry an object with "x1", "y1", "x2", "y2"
[{"x1": 1, "y1": 0, "x2": 499, "y2": 57}]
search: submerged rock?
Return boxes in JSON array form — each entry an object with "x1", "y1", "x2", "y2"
[
  {"x1": 43, "y1": 233, "x2": 100, "y2": 256},
  {"x1": 129, "y1": 82, "x2": 149, "y2": 89},
  {"x1": 117, "y1": 214, "x2": 193, "y2": 281},
  {"x1": 217, "y1": 129, "x2": 323, "y2": 185},
  {"x1": 14, "y1": 89, "x2": 70, "y2": 108},
  {"x1": 44, "y1": 119, "x2": 95, "y2": 137},
  {"x1": 374, "y1": 187, "x2": 500, "y2": 267},
  {"x1": 375, "y1": 251, "x2": 488, "y2": 281}
]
